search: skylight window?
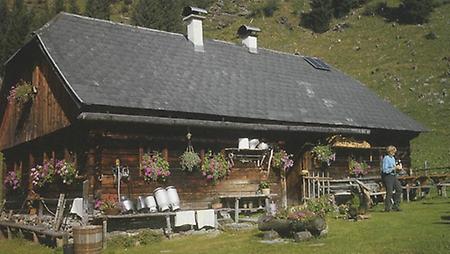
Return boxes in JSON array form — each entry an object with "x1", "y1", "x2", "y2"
[{"x1": 304, "y1": 56, "x2": 331, "y2": 71}]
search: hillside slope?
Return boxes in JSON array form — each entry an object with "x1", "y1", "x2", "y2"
[{"x1": 195, "y1": 0, "x2": 449, "y2": 169}]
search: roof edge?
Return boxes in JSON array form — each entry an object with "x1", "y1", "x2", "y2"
[
  {"x1": 35, "y1": 34, "x2": 84, "y2": 105},
  {"x1": 77, "y1": 112, "x2": 372, "y2": 135}
]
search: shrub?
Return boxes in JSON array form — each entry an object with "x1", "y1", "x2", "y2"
[
  {"x1": 250, "y1": 0, "x2": 279, "y2": 17},
  {"x1": 332, "y1": 0, "x2": 354, "y2": 18},
  {"x1": 309, "y1": 0, "x2": 333, "y2": 33},
  {"x1": 398, "y1": 0, "x2": 434, "y2": 24}
]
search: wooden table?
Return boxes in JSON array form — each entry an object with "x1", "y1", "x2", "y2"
[
  {"x1": 219, "y1": 194, "x2": 276, "y2": 222},
  {"x1": 90, "y1": 211, "x2": 176, "y2": 240}
]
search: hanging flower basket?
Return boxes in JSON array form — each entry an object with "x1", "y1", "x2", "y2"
[
  {"x1": 7, "y1": 79, "x2": 37, "y2": 106},
  {"x1": 55, "y1": 159, "x2": 78, "y2": 185},
  {"x1": 272, "y1": 149, "x2": 294, "y2": 176},
  {"x1": 311, "y1": 144, "x2": 335, "y2": 168},
  {"x1": 180, "y1": 149, "x2": 201, "y2": 172}
]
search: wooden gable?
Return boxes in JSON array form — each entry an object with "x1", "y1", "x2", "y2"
[{"x1": 0, "y1": 65, "x2": 71, "y2": 150}]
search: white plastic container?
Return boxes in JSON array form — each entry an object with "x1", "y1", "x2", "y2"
[
  {"x1": 153, "y1": 187, "x2": 170, "y2": 212},
  {"x1": 166, "y1": 186, "x2": 181, "y2": 211},
  {"x1": 143, "y1": 195, "x2": 158, "y2": 213},
  {"x1": 257, "y1": 142, "x2": 269, "y2": 150},
  {"x1": 249, "y1": 139, "x2": 260, "y2": 149},
  {"x1": 238, "y1": 138, "x2": 249, "y2": 149}
]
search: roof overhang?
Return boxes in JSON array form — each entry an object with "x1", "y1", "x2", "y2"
[{"x1": 77, "y1": 112, "x2": 372, "y2": 135}]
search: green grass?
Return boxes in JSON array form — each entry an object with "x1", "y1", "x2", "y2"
[{"x1": 1, "y1": 195, "x2": 449, "y2": 254}]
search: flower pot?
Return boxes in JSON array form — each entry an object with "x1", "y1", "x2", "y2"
[
  {"x1": 211, "y1": 202, "x2": 223, "y2": 209},
  {"x1": 261, "y1": 188, "x2": 271, "y2": 195},
  {"x1": 103, "y1": 207, "x2": 121, "y2": 215}
]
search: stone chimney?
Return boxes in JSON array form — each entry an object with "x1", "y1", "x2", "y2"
[
  {"x1": 237, "y1": 25, "x2": 261, "y2": 54},
  {"x1": 183, "y1": 6, "x2": 208, "y2": 52}
]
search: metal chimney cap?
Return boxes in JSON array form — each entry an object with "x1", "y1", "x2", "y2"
[
  {"x1": 237, "y1": 25, "x2": 261, "y2": 37},
  {"x1": 182, "y1": 6, "x2": 208, "y2": 17}
]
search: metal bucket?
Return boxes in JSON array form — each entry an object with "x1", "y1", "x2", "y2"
[
  {"x1": 238, "y1": 138, "x2": 249, "y2": 149},
  {"x1": 73, "y1": 225, "x2": 103, "y2": 254},
  {"x1": 143, "y1": 195, "x2": 158, "y2": 212},
  {"x1": 120, "y1": 197, "x2": 134, "y2": 213},
  {"x1": 154, "y1": 187, "x2": 170, "y2": 212},
  {"x1": 166, "y1": 186, "x2": 180, "y2": 211},
  {"x1": 249, "y1": 139, "x2": 260, "y2": 149},
  {"x1": 136, "y1": 196, "x2": 147, "y2": 212}
]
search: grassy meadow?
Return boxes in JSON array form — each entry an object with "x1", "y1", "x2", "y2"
[{"x1": 1, "y1": 194, "x2": 449, "y2": 254}]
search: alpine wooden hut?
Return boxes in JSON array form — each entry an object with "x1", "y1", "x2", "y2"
[{"x1": 0, "y1": 10, "x2": 425, "y2": 210}]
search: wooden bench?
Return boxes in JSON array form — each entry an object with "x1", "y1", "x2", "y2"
[{"x1": 0, "y1": 220, "x2": 68, "y2": 247}]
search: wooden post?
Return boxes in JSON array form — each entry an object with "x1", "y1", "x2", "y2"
[
  {"x1": 102, "y1": 220, "x2": 108, "y2": 249},
  {"x1": 38, "y1": 201, "x2": 43, "y2": 223},
  {"x1": 32, "y1": 232, "x2": 39, "y2": 243},
  {"x1": 82, "y1": 180, "x2": 89, "y2": 226},
  {"x1": 327, "y1": 172, "x2": 330, "y2": 195},
  {"x1": 165, "y1": 215, "x2": 172, "y2": 236},
  {"x1": 234, "y1": 198, "x2": 239, "y2": 222},
  {"x1": 265, "y1": 197, "x2": 270, "y2": 214},
  {"x1": 302, "y1": 176, "x2": 306, "y2": 202},
  {"x1": 406, "y1": 185, "x2": 410, "y2": 202},
  {"x1": 312, "y1": 172, "x2": 316, "y2": 198},
  {"x1": 53, "y1": 194, "x2": 66, "y2": 231},
  {"x1": 7, "y1": 226, "x2": 12, "y2": 239}
]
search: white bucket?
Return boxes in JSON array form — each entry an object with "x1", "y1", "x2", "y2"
[
  {"x1": 238, "y1": 138, "x2": 249, "y2": 149},
  {"x1": 153, "y1": 187, "x2": 170, "y2": 212},
  {"x1": 166, "y1": 186, "x2": 181, "y2": 211},
  {"x1": 249, "y1": 139, "x2": 260, "y2": 149},
  {"x1": 143, "y1": 195, "x2": 158, "y2": 212},
  {"x1": 257, "y1": 142, "x2": 269, "y2": 150}
]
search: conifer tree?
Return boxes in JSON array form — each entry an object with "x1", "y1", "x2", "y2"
[
  {"x1": 68, "y1": 0, "x2": 80, "y2": 14},
  {"x1": 85, "y1": 0, "x2": 111, "y2": 20},
  {"x1": 132, "y1": 0, "x2": 184, "y2": 33},
  {"x1": 399, "y1": 0, "x2": 433, "y2": 24},
  {"x1": 53, "y1": 0, "x2": 65, "y2": 14},
  {"x1": 1, "y1": 0, "x2": 32, "y2": 72},
  {"x1": 309, "y1": 0, "x2": 333, "y2": 33}
]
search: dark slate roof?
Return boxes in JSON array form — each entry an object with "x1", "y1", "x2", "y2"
[{"x1": 33, "y1": 13, "x2": 425, "y2": 132}]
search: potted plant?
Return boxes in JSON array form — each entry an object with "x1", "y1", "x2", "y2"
[
  {"x1": 30, "y1": 159, "x2": 57, "y2": 193},
  {"x1": 141, "y1": 152, "x2": 171, "y2": 182},
  {"x1": 179, "y1": 150, "x2": 201, "y2": 172},
  {"x1": 349, "y1": 159, "x2": 370, "y2": 178},
  {"x1": 200, "y1": 151, "x2": 230, "y2": 184},
  {"x1": 55, "y1": 159, "x2": 78, "y2": 185},
  {"x1": 3, "y1": 170, "x2": 21, "y2": 193},
  {"x1": 259, "y1": 181, "x2": 271, "y2": 195},
  {"x1": 7, "y1": 79, "x2": 37, "y2": 106},
  {"x1": 97, "y1": 199, "x2": 121, "y2": 215}
]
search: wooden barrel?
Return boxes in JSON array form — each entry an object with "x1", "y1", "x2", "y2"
[{"x1": 73, "y1": 225, "x2": 103, "y2": 254}]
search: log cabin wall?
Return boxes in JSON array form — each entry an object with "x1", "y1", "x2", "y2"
[
  {"x1": 0, "y1": 42, "x2": 77, "y2": 150},
  {"x1": 1, "y1": 127, "x2": 88, "y2": 201},
  {"x1": 85, "y1": 124, "x2": 291, "y2": 209}
]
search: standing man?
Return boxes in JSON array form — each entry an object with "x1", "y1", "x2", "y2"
[{"x1": 381, "y1": 146, "x2": 403, "y2": 212}]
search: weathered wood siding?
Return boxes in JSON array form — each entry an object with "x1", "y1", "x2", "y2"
[{"x1": 0, "y1": 65, "x2": 71, "y2": 150}]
